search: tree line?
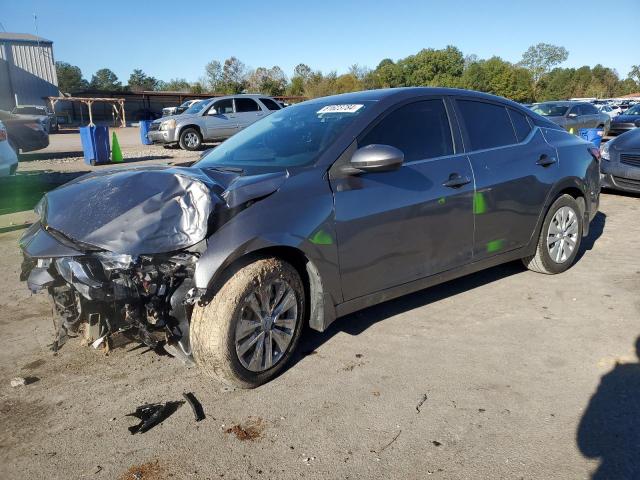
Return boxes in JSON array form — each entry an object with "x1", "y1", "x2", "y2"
[{"x1": 55, "y1": 43, "x2": 640, "y2": 102}]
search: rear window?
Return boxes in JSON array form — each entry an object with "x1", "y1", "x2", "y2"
[
  {"x1": 508, "y1": 108, "x2": 532, "y2": 142},
  {"x1": 235, "y1": 98, "x2": 260, "y2": 112},
  {"x1": 360, "y1": 99, "x2": 453, "y2": 162},
  {"x1": 260, "y1": 98, "x2": 281, "y2": 111},
  {"x1": 456, "y1": 100, "x2": 516, "y2": 151}
]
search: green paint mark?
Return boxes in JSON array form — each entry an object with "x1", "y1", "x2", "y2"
[
  {"x1": 486, "y1": 239, "x2": 505, "y2": 253},
  {"x1": 309, "y1": 229, "x2": 333, "y2": 245},
  {"x1": 473, "y1": 191, "x2": 487, "y2": 215},
  {"x1": 437, "y1": 197, "x2": 446, "y2": 205}
]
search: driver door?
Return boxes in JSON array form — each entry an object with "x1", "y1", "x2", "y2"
[
  {"x1": 204, "y1": 99, "x2": 238, "y2": 140},
  {"x1": 330, "y1": 99, "x2": 475, "y2": 301}
]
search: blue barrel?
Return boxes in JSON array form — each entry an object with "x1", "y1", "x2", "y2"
[
  {"x1": 139, "y1": 120, "x2": 153, "y2": 145},
  {"x1": 79, "y1": 125, "x2": 110, "y2": 165},
  {"x1": 578, "y1": 128, "x2": 604, "y2": 149}
]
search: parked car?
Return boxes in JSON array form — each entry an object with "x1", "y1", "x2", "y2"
[
  {"x1": 148, "y1": 94, "x2": 282, "y2": 150},
  {"x1": 597, "y1": 104, "x2": 622, "y2": 118},
  {"x1": 0, "y1": 110, "x2": 49, "y2": 153},
  {"x1": 608, "y1": 103, "x2": 640, "y2": 136},
  {"x1": 600, "y1": 128, "x2": 640, "y2": 192},
  {"x1": 19, "y1": 88, "x2": 600, "y2": 388},
  {"x1": 0, "y1": 121, "x2": 18, "y2": 177},
  {"x1": 531, "y1": 101, "x2": 610, "y2": 134},
  {"x1": 162, "y1": 99, "x2": 203, "y2": 117},
  {"x1": 11, "y1": 104, "x2": 58, "y2": 132}
]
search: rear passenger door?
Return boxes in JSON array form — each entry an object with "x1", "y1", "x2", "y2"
[
  {"x1": 234, "y1": 98, "x2": 265, "y2": 130},
  {"x1": 331, "y1": 98, "x2": 475, "y2": 300},
  {"x1": 454, "y1": 99, "x2": 558, "y2": 260}
]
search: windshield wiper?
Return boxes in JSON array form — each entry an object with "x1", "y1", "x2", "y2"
[{"x1": 205, "y1": 166, "x2": 245, "y2": 174}]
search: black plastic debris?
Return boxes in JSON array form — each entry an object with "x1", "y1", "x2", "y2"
[
  {"x1": 182, "y1": 392, "x2": 205, "y2": 422},
  {"x1": 127, "y1": 401, "x2": 184, "y2": 434}
]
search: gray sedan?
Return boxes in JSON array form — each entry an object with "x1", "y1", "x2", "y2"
[
  {"x1": 147, "y1": 94, "x2": 282, "y2": 150},
  {"x1": 600, "y1": 128, "x2": 640, "y2": 193},
  {"x1": 531, "y1": 101, "x2": 610, "y2": 135},
  {"x1": 20, "y1": 88, "x2": 601, "y2": 388}
]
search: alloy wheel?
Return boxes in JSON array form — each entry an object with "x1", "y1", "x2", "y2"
[
  {"x1": 547, "y1": 206, "x2": 579, "y2": 263},
  {"x1": 235, "y1": 279, "x2": 298, "y2": 372},
  {"x1": 184, "y1": 132, "x2": 199, "y2": 149}
]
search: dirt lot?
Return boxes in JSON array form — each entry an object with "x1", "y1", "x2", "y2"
[{"x1": 0, "y1": 134, "x2": 639, "y2": 479}]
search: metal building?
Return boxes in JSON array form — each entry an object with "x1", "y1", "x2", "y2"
[{"x1": 0, "y1": 32, "x2": 59, "y2": 110}]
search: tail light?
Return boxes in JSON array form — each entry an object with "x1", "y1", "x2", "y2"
[
  {"x1": 589, "y1": 147, "x2": 601, "y2": 161},
  {"x1": 0, "y1": 127, "x2": 6, "y2": 142}
]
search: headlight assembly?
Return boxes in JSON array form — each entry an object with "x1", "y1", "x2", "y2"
[
  {"x1": 96, "y1": 252, "x2": 133, "y2": 271},
  {"x1": 160, "y1": 119, "x2": 176, "y2": 131},
  {"x1": 600, "y1": 141, "x2": 611, "y2": 161}
]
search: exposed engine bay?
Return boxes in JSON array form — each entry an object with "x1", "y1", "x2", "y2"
[{"x1": 19, "y1": 165, "x2": 288, "y2": 360}]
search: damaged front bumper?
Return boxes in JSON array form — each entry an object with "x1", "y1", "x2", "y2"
[
  {"x1": 18, "y1": 165, "x2": 289, "y2": 360},
  {"x1": 21, "y1": 231, "x2": 202, "y2": 358}
]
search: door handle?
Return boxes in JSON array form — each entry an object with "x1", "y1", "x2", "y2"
[
  {"x1": 536, "y1": 154, "x2": 557, "y2": 167},
  {"x1": 442, "y1": 173, "x2": 471, "y2": 189}
]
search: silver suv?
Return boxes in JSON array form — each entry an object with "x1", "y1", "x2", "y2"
[{"x1": 148, "y1": 94, "x2": 282, "y2": 150}]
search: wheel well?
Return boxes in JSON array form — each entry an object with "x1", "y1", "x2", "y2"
[
  {"x1": 557, "y1": 187, "x2": 585, "y2": 215},
  {"x1": 208, "y1": 246, "x2": 328, "y2": 331},
  {"x1": 178, "y1": 124, "x2": 202, "y2": 138}
]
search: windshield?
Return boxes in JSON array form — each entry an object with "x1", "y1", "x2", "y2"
[
  {"x1": 197, "y1": 101, "x2": 373, "y2": 171},
  {"x1": 531, "y1": 104, "x2": 569, "y2": 117},
  {"x1": 13, "y1": 106, "x2": 46, "y2": 115},
  {"x1": 184, "y1": 100, "x2": 208, "y2": 115},
  {"x1": 625, "y1": 104, "x2": 640, "y2": 115}
]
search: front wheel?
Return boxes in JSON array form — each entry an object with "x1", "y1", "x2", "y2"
[
  {"x1": 179, "y1": 128, "x2": 202, "y2": 151},
  {"x1": 191, "y1": 258, "x2": 306, "y2": 388},
  {"x1": 522, "y1": 194, "x2": 583, "y2": 274}
]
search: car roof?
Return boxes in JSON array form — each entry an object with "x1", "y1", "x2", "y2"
[{"x1": 301, "y1": 87, "x2": 529, "y2": 110}]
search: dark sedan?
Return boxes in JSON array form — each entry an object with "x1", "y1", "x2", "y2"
[
  {"x1": 608, "y1": 103, "x2": 640, "y2": 136},
  {"x1": 20, "y1": 88, "x2": 600, "y2": 388},
  {"x1": 600, "y1": 128, "x2": 640, "y2": 193},
  {"x1": 0, "y1": 110, "x2": 49, "y2": 153}
]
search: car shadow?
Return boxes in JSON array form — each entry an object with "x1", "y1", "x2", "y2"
[
  {"x1": 291, "y1": 212, "x2": 608, "y2": 368},
  {"x1": 291, "y1": 260, "x2": 526, "y2": 366},
  {"x1": 576, "y1": 211, "x2": 606, "y2": 262},
  {"x1": 577, "y1": 336, "x2": 640, "y2": 479}
]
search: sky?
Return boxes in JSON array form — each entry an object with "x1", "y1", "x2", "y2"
[{"x1": 2, "y1": 0, "x2": 639, "y2": 84}]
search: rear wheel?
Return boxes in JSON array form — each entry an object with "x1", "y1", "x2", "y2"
[
  {"x1": 522, "y1": 194, "x2": 583, "y2": 274},
  {"x1": 191, "y1": 258, "x2": 306, "y2": 388},
  {"x1": 179, "y1": 128, "x2": 202, "y2": 151}
]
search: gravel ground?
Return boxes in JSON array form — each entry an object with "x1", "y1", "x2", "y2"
[{"x1": 0, "y1": 190, "x2": 639, "y2": 479}]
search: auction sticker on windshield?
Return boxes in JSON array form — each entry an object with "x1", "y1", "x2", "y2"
[{"x1": 317, "y1": 104, "x2": 364, "y2": 114}]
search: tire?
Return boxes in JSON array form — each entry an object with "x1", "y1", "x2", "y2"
[
  {"x1": 522, "y1": 194, "x2": 583, "y2": 274},
  {"x1": 179, "y1": 128, "x2": 202, "y2": 151},
  {"x1": 191, "y1": 258, "x2": 306, "y2": 388}
]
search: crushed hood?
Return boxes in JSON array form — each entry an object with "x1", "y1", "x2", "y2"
[{"x1": 32, "y1": 166, "x2": 288, "y2": 256}]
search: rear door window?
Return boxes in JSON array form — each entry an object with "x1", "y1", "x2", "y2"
[
  {"x1": 456, "y1": 100, "x2": 517, "y2": 151},
  {"x1": 259, "y1": 98, "x2": 281, "y2": 110},
  {"x1": 508, "y1": 108, "x2": 532, "y2": 143},
  {"x1": 234, "y1": 98, "x2": 260, "y2": 112},
  {"x1": 359, "y1": 99, "x2": 453, "y2": 162}
]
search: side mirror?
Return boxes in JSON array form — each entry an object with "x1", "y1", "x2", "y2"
[
  {"x1": 568, "y1": 112, "x2": 578, "y2": 118},
  {"x1": 348, "y1": 144, "x2": 404, "y2": 173},
  {"x1": 208, "y1": 108, "x2": 219, "y2": 115}
]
